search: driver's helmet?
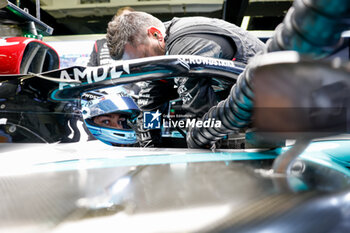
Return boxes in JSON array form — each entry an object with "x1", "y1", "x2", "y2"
[{"x1": 81, "y1": 89, "x2": 140, "y2": 146}]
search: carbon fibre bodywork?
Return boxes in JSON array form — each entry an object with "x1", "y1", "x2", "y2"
[{"x1": 0, "y1": 139, "x2": 349, "y2": 233}]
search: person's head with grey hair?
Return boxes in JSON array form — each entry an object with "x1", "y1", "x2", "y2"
[{"x1": 106, "y1": 11, "x2": 166, "y2": 60}]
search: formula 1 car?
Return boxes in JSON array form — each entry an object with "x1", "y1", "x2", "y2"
[
  {"x1": 1, "y1": 51, "x2": 350, "y2": 233},
  {"x1": 1, "y1": 0, "x2": 350, "y2": 232}
]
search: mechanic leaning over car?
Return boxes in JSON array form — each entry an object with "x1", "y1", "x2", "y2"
[
  {"x1": 87, "y1": 6, "x2": 135, "y2": 67},
  {"x1": 106, "y1": 11, "x2": 266, "y2": 147}
]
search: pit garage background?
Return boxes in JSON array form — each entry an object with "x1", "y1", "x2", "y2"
[{"x1": 7, "y1": 0, "x2": 346, "y2": 67}]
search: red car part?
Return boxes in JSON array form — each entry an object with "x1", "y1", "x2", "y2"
[{"x1": 0, "y1": 37, "x2": 59, "y2": 74}]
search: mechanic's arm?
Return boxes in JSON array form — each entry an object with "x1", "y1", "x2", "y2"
[
  {"x1": 136, "y1": 37, "x2": 226, "y2": 147},
  {"x1": 167, "y1": 36, "x2": 225, "y2": 117},
  {"x1": 135, "y1": 79, "x2": 178, "y2": 147},
  {"x1": 87, "y1": 41, "x2": 98, "y2": 67}
]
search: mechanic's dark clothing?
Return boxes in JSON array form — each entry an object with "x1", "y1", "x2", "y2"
[
  {"x1": 137, "y1": 16, "x2": 266, "y2": 147},
  {"x1": 165, "y1": 17, "x2": 266, "y2": 63},
  {"x1": 188, "y1": 33, "x2": 237, "y2": 59},
  {"x1": 87, "y1": 38, "x2": 114, "y2": 66}
]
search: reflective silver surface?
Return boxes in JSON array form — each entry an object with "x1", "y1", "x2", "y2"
[{"x1": 0, "y1": 141, "x2": 349, "y2": 233}]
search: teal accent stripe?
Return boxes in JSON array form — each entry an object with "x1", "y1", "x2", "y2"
[
  {"x1": 33, "y1": 150, "x2": 279, "y2": 173},
  {"x1": 298, "y1": 140, "x2": 350, "y2": 176},
  {"x1": 26, "y1": 140, "x2": 350, "y2": 176}
]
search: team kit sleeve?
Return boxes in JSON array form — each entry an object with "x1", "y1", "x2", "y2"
[
  {"x1": 168, "y1": 36, "x2": 224, "y2": 117},
  {"x1": 136, "y1": 35, "x2": 226, "y2": 147},
  {"x1": 87, "y1": 41, "x2": 98, "y2": 67}
]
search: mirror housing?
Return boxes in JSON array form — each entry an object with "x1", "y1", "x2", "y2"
[{"x1": 253, "y1": 52, "x2": 350, "y2": 142}]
